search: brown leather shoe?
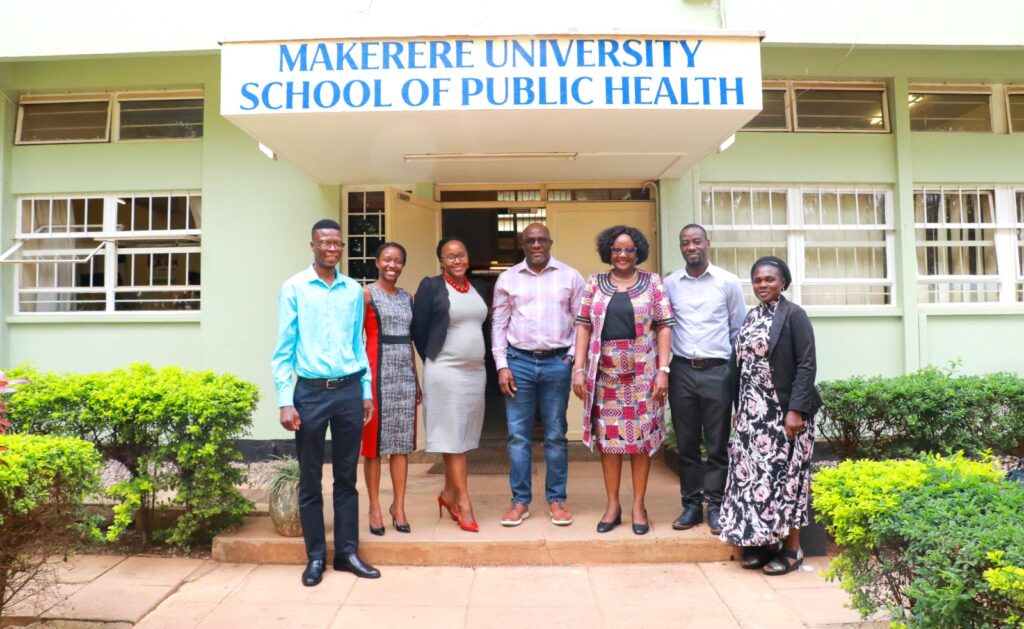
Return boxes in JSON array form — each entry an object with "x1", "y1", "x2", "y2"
[
  {"x1": 500, "y1": 502, "x2": 530, "y2": 527},
  {"x1": 548, "y1": 501, "x2": 574, "y2": 526}
]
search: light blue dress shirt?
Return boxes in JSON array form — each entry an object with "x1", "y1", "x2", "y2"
[
  {"x1": 665, "y1": 262, "x2": 748, "y2": 360},
  {"x1": 272, "y1": 265, "x2": 372, "y2": 407}
]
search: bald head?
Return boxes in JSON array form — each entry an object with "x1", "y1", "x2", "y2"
[{"x1": 521, "y1": 223, "x2": 553, "y2": 271}]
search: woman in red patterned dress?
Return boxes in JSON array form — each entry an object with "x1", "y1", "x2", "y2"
[{"x1": 571, "y1": 226, "x2": 674, "y2": 535}]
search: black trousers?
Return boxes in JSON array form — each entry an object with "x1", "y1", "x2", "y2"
[
  {"x1": 293, "y1": 377, "x2": 364, "y2": 559},
  {"x1": 668, "y1": 357, "x2": 733, "y2": 507}
]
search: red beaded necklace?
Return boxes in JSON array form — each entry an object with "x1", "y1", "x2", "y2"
[{"x1": 443, "y1": 271, "x2": 470, "y2": 293}]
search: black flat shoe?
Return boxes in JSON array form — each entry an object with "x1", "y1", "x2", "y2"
[
  {"x1": 334, "y1": 553, "x2": 381, "y2": 579},
  {"x1": 707, "y1": 506, "x2": 722, "y2": 535},
  {"x1": 741, "y1": 543, "x2": 781, "y2": 570},
  {"x1": 672, "y1": 503, "x2": 703, "y2": 530},
  {"x1": 596, "y1": 509, "x2": 622, "y2": 534},
  {"x1": 301, "y1": 559, "x2": 325, "y2": 586}
]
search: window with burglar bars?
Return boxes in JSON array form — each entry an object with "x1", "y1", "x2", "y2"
[
  {"x1": 914, "y1": 187, "x2": 1000, "y2": 303},
  {"x1": 700, "y1": 185, "x2": 894, "y2": 307},
  {"x1": 1016, "y1": 191, "x2": 1024, "y2": 302},
  {"x1": 15, "y1": 193, "x2": 201, "y2": 313}
]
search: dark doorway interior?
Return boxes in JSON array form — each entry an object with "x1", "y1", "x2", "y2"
[{"x1": 441, "y1": 208, "x2": 546, "y2": 444}]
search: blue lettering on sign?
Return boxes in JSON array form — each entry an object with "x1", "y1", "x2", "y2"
[{"x1": 243, "y1": 38, "x2": 746, "y2": 112}]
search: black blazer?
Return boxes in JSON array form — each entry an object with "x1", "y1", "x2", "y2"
[
  {"x1": 411, "y1": 274, "x2": 491, "y2": 361},
  {"x1": 735, "y1": 296, "x2": 823, "y2": 418}
]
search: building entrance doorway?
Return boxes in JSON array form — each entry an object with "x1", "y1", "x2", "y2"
[
  {"x1": 437, "y1": 183, "x2": 659, "y2": 444},
  {"x1": 343, "y1": 183, "x2": 658, "y2": 447}
]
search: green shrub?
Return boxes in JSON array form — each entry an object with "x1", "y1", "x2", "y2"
[
  {"x1": 814, "y1": 453, "x2": 1024, "y2": 627},
  {"x1": 6, "y1": 364, "x2": 259, "y2": 549},
  {"x1": 818, "y1": 367, "x2": 1024, "y2": 459},
  {"x1": 0, "y1": 434, "x2": 102, "y2": 617}
]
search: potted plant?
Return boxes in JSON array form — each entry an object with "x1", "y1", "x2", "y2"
[{"x1": 266, "y1": 457, "x2": 302, "y2": 537}]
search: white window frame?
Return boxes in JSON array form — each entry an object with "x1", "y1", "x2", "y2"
[
  {"x1": 16, "y1": 90, "x2": 203, "y2": 145},
  {"x1": 913, "y1": 185, "x2": 1020, "y2": 306},
  {"x1": 699, "y1": 184, "x2": 896, "y2": 310},
  {"x1": 11, "y1": 192, "x2": 201, "y2": 316}
]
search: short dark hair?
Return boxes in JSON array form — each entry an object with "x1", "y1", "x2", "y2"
[
  {"x1": 751, "y1": 255, "x2": 793, "y2": 290},
  {"x1": 596, "y1": 225, "x2": 650, "y2": 264},
  {"x1": 680, "y1": 223, "x2": 708, "y2": 239},
  {"x1": 436, "y1": 236, "x2": 466, "y2": 259},
  {"x1": 311, "y1": 219, "x2": 341, "y2": 238},
  {"x1": 374, "y1": 241, "x2": 407, "y2": 263}
]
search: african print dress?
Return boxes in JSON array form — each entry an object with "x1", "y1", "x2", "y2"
[
  {"x1": 575, "y1": 271, "x2": 674, "y2": 455},
  {"x1": 718, "y1": 299, "x2": 814, "y2": 547},
  {"x1": 361, "y1": 284, "x2": 417, "y2": 457}
]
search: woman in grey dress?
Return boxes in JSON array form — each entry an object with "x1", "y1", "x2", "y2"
[
  {"x1": 412, "y1": 237, "x2": 489, "y2": 532},
  {"x1": 361, "y1": 242, "x2": 421, "y2": 536}
]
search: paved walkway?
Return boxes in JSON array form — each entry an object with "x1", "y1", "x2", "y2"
[{"x1": 7, "y1": 554, "x2": 884, "y2": 628}]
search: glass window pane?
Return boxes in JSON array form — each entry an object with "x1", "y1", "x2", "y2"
[
  {"x1": 1010, "y1": 94, "x2": 1024, "y2": 133},
  {"x1": 743, "y1": 89, "x2": 788, "y2": 130},
  {"x1": 909, "y1": 92, "x2": 992, "y2": 132},
  {"x1": 19, "y1": 101, "x2": 109, "y2": 143},
  {"x1": 794, "y1": 89, "x2": 886, "y2": 131},
  {"x1": 118, "y1": 99, "x2": 203, "y2": 139}
]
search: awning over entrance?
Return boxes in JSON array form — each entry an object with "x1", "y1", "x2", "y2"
[{"x1": 220, "y1": 34, "x2": 762, "y2": 183}]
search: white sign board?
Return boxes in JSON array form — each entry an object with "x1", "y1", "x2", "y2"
[{"x1": 221, "y1": 35, "x2": 762, "y2": 115}]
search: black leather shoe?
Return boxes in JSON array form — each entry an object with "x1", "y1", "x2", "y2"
[
  {"x1": 672, "y1": 504, "x2": 704, "y2": 530},
  {"x1": 369, "y1": 524, "x2": 385, "y2": 536},
  {"x1": 630, "y1": 510, "x2": 647, "y2": 536},
  {"x1": 596, "y1": 509, "x2": 622, "y2": 534},
  {"x1": 333, "y1": 553, "x2": 381, "y2": 579},
  {"x1": 707, "y1": 506, "x2": 722, "y2": 535},
  {"x1": 301, "y1": 559, "x2": 325, "y2": 586}
]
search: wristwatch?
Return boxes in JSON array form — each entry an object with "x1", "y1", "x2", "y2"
[{"x1": 658, "y1": 366, "x2": 671, "y2": 374}]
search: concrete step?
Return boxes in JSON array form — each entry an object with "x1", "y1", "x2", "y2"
[{"x1": 213, "y1": 461, "x2": 738, "y2": 566}]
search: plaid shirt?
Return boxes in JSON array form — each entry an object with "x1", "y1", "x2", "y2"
[{"x1": 491, "y1": 257, "x2": 585, "y2": 371}]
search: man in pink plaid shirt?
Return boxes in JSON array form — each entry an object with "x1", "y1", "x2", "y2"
[{"x1": 492, "y1": 223, "x2": 585, "y2": 527}]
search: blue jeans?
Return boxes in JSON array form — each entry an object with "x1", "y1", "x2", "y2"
[{"x1": 504, "y1": 347, "x2": 572, "y2": 506}]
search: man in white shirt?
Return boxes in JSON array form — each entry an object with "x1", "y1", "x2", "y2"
[{"x1": 664, "y1": 224, "x2": 747, "y2": 535}]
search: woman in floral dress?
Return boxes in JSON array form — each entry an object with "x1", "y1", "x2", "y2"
[{"x1": 719, "y1": 256, "x2": 822, "y2": 575}]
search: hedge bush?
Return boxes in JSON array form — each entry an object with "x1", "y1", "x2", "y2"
[
  {"x1": 0, "y1": 434, "x2": 102, "y2": 617},
  {"x1": 814, "y1": 453, "x2": 1024, "y2": 627},
  {"x1": 818, "y1": 367, "x2": 1024, "y2": 460},
  {"x1": 6, "y1": 364, "x2": 259, "y2": 549}
]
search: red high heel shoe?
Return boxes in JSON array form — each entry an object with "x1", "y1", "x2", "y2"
[
  {"x1": 454, "y1": 504, "x2": 480, "y2": 533},
  {"x1": 437, "y1": 493, "x2": 458, "y2": 522}
]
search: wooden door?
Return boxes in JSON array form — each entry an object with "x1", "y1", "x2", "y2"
[
  {"x1": 546, "y1": 200, "x2": 658, "y2": 440},
  {"x1": 386, "y1": 187, "x2": 442, "y2": 293}
]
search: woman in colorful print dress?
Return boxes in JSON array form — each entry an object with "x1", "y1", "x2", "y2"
[
  {"x1": 571, "y1": 226, "x2": 674, "y2": 536},
  {"x1": 718, "y1": 256, "x2": 822, "y2": 575},
  {"x1": 362, "y1": 242, "x2": 421, "y2": 536}
]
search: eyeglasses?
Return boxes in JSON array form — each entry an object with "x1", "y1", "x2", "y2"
[
  {"x1": 523, "y1": 237, "x2": 552, "y2": 245},
  {"x1": 611, "y1": 246, "x2": 637, "y2": 255},
  {"x1": 313, "y1": 241, "x2": 344, "y2": 250},
  {"x1": 441, "y1": 253, "x2": 468, "y2": 262}
]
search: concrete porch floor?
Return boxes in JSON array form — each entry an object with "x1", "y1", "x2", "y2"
[
  {"x1": 6, "y1": 554, "x2": 885, "y2": 628},
  {"x1": 214, "y1": 459, "x2": 740, "y2": 566}
]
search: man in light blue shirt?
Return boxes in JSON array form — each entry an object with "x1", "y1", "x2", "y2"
[
  {"x1": 272, "y1": 219, "x2": 380, "y2": 585},
  {"x1": 665, "y1": 224, "x2": 748, "y2": 536}
]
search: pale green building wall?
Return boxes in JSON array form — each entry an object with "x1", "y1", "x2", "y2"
[
  {"x1": 661, "y1": 46, "x2": 1024, "y2": 381},
  {"x1": 0, "y1": 54, "x2": 338, "y2": 439},
  {"x1": 3, "y1": 44, "x2": 1023, "y2": 440}
]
